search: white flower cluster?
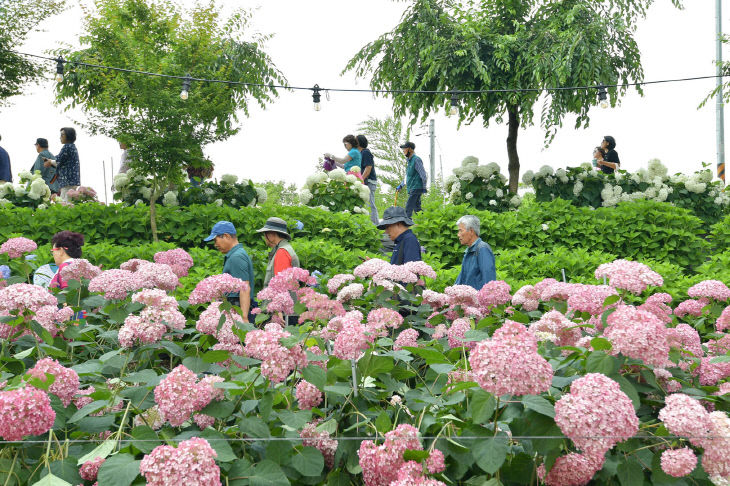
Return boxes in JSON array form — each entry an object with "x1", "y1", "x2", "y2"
[
  {"x1": 300, "y1": 168, "x2": 369, "y2": 209},
  {"x1": 162, "y1": 191, "x2": 179, "y2": 207},
  {"x1": 220, "y1": 174, "x2": 238, "y2": 184},
  {"x1": 0, "y1": 170, "x2": 52, "y2": 205},
  {"x1": 446, "y1": 156, "x2": 516, "y2": 208}
]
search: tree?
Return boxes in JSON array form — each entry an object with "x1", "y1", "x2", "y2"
[
  {"x1": 346, "y1": 0, "x2": 681, "y2": 193},
  {"x1": 0, "y1": 0, "x2": 66, "y2": 105},
  {"x1": 357, "y1": 116, "x2": 412, "y2": 190},
  {"x1": 54, "y1": 0, "x2": 285, "y2": 240}
]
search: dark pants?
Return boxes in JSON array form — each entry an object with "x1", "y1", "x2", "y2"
[{"x1": 405, "y1": 190, "x2": 426, "y2": 218}]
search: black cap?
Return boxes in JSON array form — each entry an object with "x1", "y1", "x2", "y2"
[
  {"x1": 35, "y1": 138, "x2": 49, "y2": 148},
  {"x1": 399, "y1": 141, "x2": 415, "y2": 150}
]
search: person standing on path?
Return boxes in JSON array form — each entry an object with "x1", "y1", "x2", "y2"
[
  {"x1": 204, "y1": 221, "x2": 254, "y2": 322},
  {"x1": 256, "y1": 217, "x2": 300, "y2": 287},
  {"x1": 377, "y1": 206, "x2": 422, "y2": 265},
  {"x1": 45, "y1": 127, "x2": 80, "y2": 199},
  {"x1": 357, "y1": 134, "x2": 379, "y2": 224},
  {"x1": 325, "y1": 134, "x2": 361, "y2": 173},
  {"x1": 31, "y1": 138, "x2": 59, "y2": 194},
  {"x1": 397, "y1": 141, "x2": 428, "y2": 218},
  {"x1": 0, "y1": 134, "x2": 12, "y2": 183},
  {"x1": 454, "y1": 215, "x2": 496, "y2": 290}
]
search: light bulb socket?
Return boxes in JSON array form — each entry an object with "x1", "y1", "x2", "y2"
[
  {"x1": 450, "y1": 91, "x2": 459, "y2": 115},
  {"x1": 312, "y1": 84, "x2": 322, "y2": 110},
  {"x1": 55, "y1": 57, "x2": 64, "y2": 82},
  {"x1": 597, "y1": 84, "x2": 608, "y2": 107},
  {"x1": 181, "y1": 74, "x2": 192, "y2": 100}
]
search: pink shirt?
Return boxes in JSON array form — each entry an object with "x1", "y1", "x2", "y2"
[{"x1": 49, "y1": 260, "x2": 72, "y2": 289}]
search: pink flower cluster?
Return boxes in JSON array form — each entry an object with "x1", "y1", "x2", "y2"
[
  {"x1": 358, "y1": 424, "x2": 423, "y2": 486},
  {"x1": 444, "y1": 285, "x2": 479, "y2": 307},
  {"x1": 717, "y1": 306, "x2": 730, "y2": 332},
  {"x1": 638, "y1": 292, "x2": 673, "y2": 324},
  {"x1": 537, "y1": 452, "x2": 604, "y2": 486},
  {"x1": 538, "y1": 280, "x2": 581, "y2": 302},
  {"x1": 422, "y1": 290, "x2": 450, "y2": 310},
  {"x1": 372, "y1": 264, "x2": 418, "y2": 289},
  {"x1": 119, "y1": 258, "x2": 149, "y2": 272},
  {"x1": 327, "y1": 273, "x2": 356, "y2": 294},
  {"x1": 332, "y1": 318, "x2": 373, "y2": 360},
  {"x1": 674, "y1": 298, "x2": 709, "y2": 318},
  {"x1": 660, "y1": 448, "x2": 697, "y2": 478},
  {"x1": 687, "y1": 279, "x2": 730, "y2": 301},
  {"x1": 27, "y1": 304, "x2": 74, "y2": 338},
  {"x1": 698, "y1": 356, "x2": 730, "y2": 386},
  {"x1": 477, "y1": 280, "x2": 512, "y2": 309},
  {"x1": 666, "y1": 324, "x2": 703, "y2": 362},
  {"x1": 554, "y1": 373, "x2": 638, "y2": 459},
  {"x1": 394, "y1": 328, "x2": 419, "y2": 351},
  {"x1": 529, "y1": 310, "x2": 581, "y2": 347},
  {"x1": 88, "y1": 269, "x2": 143, "y2": 300},
  {"x1": 603, "y1": 305, "x2": 669, "y2": 367},
  {"x1": 297, "y1": 288, "x2": 345, "y2": 323},
  {"x1": 403, "y1": 261, "x2": 437, "y2": 279},
  {"x1": 244, "y1": 323, "x2": 307, "y2": 382},
  {"x1": 0, "y1": 237, "x2": 37, "y2": 258},
  {"x1": 567, "y1": 285, "x2": 618, "y2": 316},
  {"x1": 295, "y1": 380, "x2": 323, "y2": 409},
  {"x1": 367, "y1": 307, "x2": 404, "y2": 335},
  {"x1": 189, "y1": 274, "x2": 249, "y2": 304},
  {"x1": 154, "y1": 365, "x2": 223, "y2": 427},
  {"x1": 28, "y1": 358, "x2": 79, "y2": 406},
  {"x1": 353, "y1": 258, "x2": 390, "y2": 278},
  {"x1": 336, "y1": 283, "x2": 364, "y2": 302},
  {"x1": 0, "y1": 283, "x2": 56, "y2": 314},
  {"x1": 300, "y1": 422, "x2": 338, "y2": 469},
  {"x1": 594, "y1": 259, "x2": 663, "y2": 294},
  {"x1": 511, "y1": 284, "x2": 540, "y2": 311},
  {"x1": 0, "y1": 386, "x2": 56, "y2": 440},
  {"x1": 154, "y1": 248, "x2": 194, "y2": 278},
  {"x1": 60, "y1": 259, "x2": 102, "y2": 282},
  {"x1": 468, "y1": 320, "x2": 552, "y2": 396},
  {"x1": 79, "y1": 456, "x2": 105, "y2": 481},
  {"x1": 135, "y1": 262, "x2": 180, "y2": 292},
  {"x1": 140, "y1": 437, "x2": 221, "y2": 486},
  {"x1": 447, "y1": 318, "x2": 473, "y2": 350},
  {"x1": 196, "y1": 302, "x2": 242, "y2": 344},
  {"x1": 119, "y1": 289, "x2": 186, "y2": 348}
]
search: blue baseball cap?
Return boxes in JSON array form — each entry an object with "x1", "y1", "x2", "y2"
[{"x1": 204, "y1": 221, "x2": 237, "y2": 241}]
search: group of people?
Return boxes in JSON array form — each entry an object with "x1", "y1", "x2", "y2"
[
  {"x1": 325, "y1": 135, "x2": 429, "y2": 224},
  {"x1": 0, "y1": 128, "x2": 81, "y2": 199},
  {"x1": 592, "y1": 135, "x2": 621, "y2": 174}
]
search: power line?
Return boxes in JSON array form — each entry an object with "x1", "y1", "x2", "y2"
[{"x1": 7, "y1": 48, "x2": 729, "y2": 96}]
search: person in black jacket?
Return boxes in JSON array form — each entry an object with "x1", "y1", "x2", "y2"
[
  {"x1": 599, "y1": 136, "x2": 620, "y2": 174},
  {"x1": 377, "y1": 206, "x2": 422, "y2": 264}
]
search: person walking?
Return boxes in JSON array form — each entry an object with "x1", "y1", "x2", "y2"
[
  {"x1": 377, "y1": 206, "x2": 422, "y2": 264},
  {"x1": 325, "y1": 135, "x2": 361, "y2": 173},
  {"x1": 397, "y1": 141, "x2": 428, "y2": 218},
  {"x1": 45, "y1": 127, "x2": 80, "y2": 199},
  {"x1": 357, "y1": 134, "x2": 379, "y2": 224},
  {"x1": 0, "y1": 134, "x2": 12, "y2": 183},
  {"x1": 599, "y1": 136, "x2": 620, "y2": 174},
  {"x1": 31, "y1": 138, "x2": 59, "y2": 194},
  {"x1": 204, "y1": 221, "x2": 254, "y2": 321},
  {"x1": 454, "y1": 215, "x2": 496, "y2": 290},
  {"x1": 256, "y1": 217, "x2": 300, "y2": 287}
]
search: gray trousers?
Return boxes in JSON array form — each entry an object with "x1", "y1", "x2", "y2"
[{"x1": 366, "y1": 180, "x2": 379, "y2": 224}]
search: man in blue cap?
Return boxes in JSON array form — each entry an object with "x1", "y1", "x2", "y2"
[{"x1": 204, "y1": 221, "x2": 255, "y2": 321}]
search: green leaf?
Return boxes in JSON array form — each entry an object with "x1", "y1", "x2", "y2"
[
  {"x1": 121, "y1": 369, "x2": 159, "y2": 385},
  {"x1": 277, "y1": 410, "x2": 312, "y2": 430},
  {"x1": 612, "y1": 374, "x2": 641, "y2": 411},
  {"x1": 402, "y1": 346, "x2": 450, "y2": 364},
  {"x1": 403, "y1": 450, "x2": 430, "y2": 461},
  {"x1": 30, "y1": 473, "x2": 72, "y2": 486},
  {"x1": 603, "y1": 295, "x2": 620, "y2": 307},
  {"x1": 292, "y1": 447, "x2": 324, "y2": 477},
  {"x1": 182, "y1": 356, "x2": 209, "y2": 373},
  {"x1": 617, "y1": 456, "x2": 644, "y2": 486},
  {"x1": 471, "y1": 389, "x2": 496, "y2": 423},
  {"x1": 96, "y1": 454, "x2": 141, "y2": 486},
  {"x1": 69, "y1": 400, "x2": 108, "y2": 423},
  {"x1": 585, "y1": 351, "x2": 618, "y2": 375},
  {"x1": 12, "y1": 347, "x2": 35, "y2": 359},
  {"x1": 710, "y1": 355, "x2": 730, "y2": 363},
  {"x1": 375, "y1": 411, "x2": 391, "y2": 433},
  {"x1": 250, "y1": 460, "x2": 290, "y2": 486},
  {"x1": 590, "y1": 337, "x2": 612, "y2": 351},
  {"x1": 200, "y1": 429, "x2": 236, "y2": 463},
  {"x1": 200, "y1": 400, "x2": 235, "y2": 419},
  {"x1": 131, "y1": 425, "x2": 160, "y2": 453},
  {"x1": 302, "y1": 365, "x2": 327, "y2": 390},
  {"x1": 201, "y1": 350, "x2": 230, "y2": 363},
  {"x1": 473, "y1": 435, "x2": 509, "y2": 474},
  {"x1": 522, "y1": 395, "x2": 555, "y2": 418},
  {"x1": 77, "y1": 438, "x2": 117, "y2": 465},
  {"x1": 238, "y1": 416, "x2": 271, "y2": 438}
]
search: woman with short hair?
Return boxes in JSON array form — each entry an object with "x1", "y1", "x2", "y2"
[
  {"x1": 46, "y1": 127, "x2": 80, "y2": 199},
  {"x1": 325, "y1": 134, "x2": 361, "y2": 173},
  {"x1": 49, "y1": 231, "x2": 84, "y2": 289},
  {"x1": 599, "y1": 136, "x2": 620, "y2": 174}
]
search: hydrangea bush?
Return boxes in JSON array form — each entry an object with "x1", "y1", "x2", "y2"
[
  {"x1": 113, "y1": 169, "x2": 266, "y2": 208},
  {"x1": 0, "y1": 235, "x2": 729, "y2": 485},
  {"x1": 0, "y1": 170, "x2": 52, "y2": 209},
  {"x1": 300, "y1": 168, "x2": 371, "y2": 214},
  {"x1": 445, "y1": 157, "x2": 522, "y2": 211},
  {"x1": 524, "y1": 159, "x2": 730, "y2": 223}
]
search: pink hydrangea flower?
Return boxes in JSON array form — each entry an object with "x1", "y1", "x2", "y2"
[
  {"x1": 88, "y1": 269, "x2": 142, "y2": 300},
  {"x1": 79, "y1": 456, "x2": 105, "y2": 481},
  {"x1": 422, "y1": 290, "x2": 450, "y2": 310},
  {"x1": 154, "y1": 248, "x2": 194, "y2": 278},
  {"x1": 403, "y1": 261, "x2": 437, "y2": 279},
  {"x1": 373, "y1": 265, "x2": 418, "y2": 285},
  {"x1": 444, "y1": 285, "x2": 479, "y2": 307},
  {"x1": 298, "y1": 290, "x2": 345, "y2": 323},
  {"x1": 698, "y1": 357, "x2": 730, "y2": 386},
  {"x1": 638, "y1": 292, "x2": 674, "y2": 324},
  {"x1": 301, "y1": 422, "x2": 337, "y2": 469},
  {"x1": 539, "y1": 282, "x2": 580, "y2": 302},
  {"x1": 337, "y1": 283, "x2": 364, "y2": 302},
  {"x1": 333, "y1": 321, "x2": 373, "y2": 360},
  {"x1": 265, "y1": 267, "x2": 316, "y2": 293},
  {"x1": 555, "y1": 373, "x2": 638, "y2": 457},
  {"x1": 511, "y1": 284, "x2": 540, "y2": 311},
  {"x1": 477, "y1": 280, "x2": 512, "y2": 309},
  {"x1": 133, "y1": 405, "x2": 166, "y2": 430},
  {"x1": 529, "y1": 310, "x2": 582, "y2": 347},
  {"x1": 135, "y1": 262, "x2": 180, "y2": 292},
  {"x1": 194, "y1": 413, "x2": 215, "y2": 429},
  {"x1": 603, "y1": 305, "x2": 670, "y2": 367},
  {"x1": 120, "y1": 258, "x2": 149, "y2": 272},
  {"x1": 432, "y1": 324, "x2": 448, "y2": 340},
  {"x1": 567, "y1": 284, "x2": 618, "y2": 316},
  {"x1": 0, "y1": 386, "x2": 56, "y2": 440},
  {"x1": 140, "y1": 437, "x2": 220, "y2": 486},
  {"x1": 660, "y1": 448, "x2": 697, "y2": 477},
  {"x1": 426, "y1": 449, "x2": 446, "y2": 474},
  {"x1": 327, "y1": 274, "x2": 356, "y2": 294},
  {"x1": 359, "y1": 424, "x2": 422, "y2": 486},
  {"x1": 196, "y1": 302, "x2": 241, "y2": 345},
  {"x1": 537, "y1": 453, "x2": 604, "y2": 486},
  {"x1": 447, "y1": 318, "x2": 473, "y2": 350},
  {"x1": 28, "y1": 358, "x2": 79, "y2": 407},
  {"x1": 702, "y1": 411, "x2": 730, "y2": 483},
  {"x1": 674, "y1": 298, "x2": 710, "y2": 318},
  {"x1": 594, "y1": 259, "x2": 663, "y2": 294},
  {"x1": 189, "y1": 274, "x2": 248, "y2": 305},
  {"x1": 394, "y1": 329, "x2": 419, "y2": 351},
  {"x1": 60, "y1": 259, "x2": 102, "y2": 282},
  {"x1": 353, "y1": 258, "x2": 390, "y2": 278},
  {"x1": 0, "y1": 237, "x2": 37, "y2": 258},
  {"x1": 295, "y1": 380, "x2": 323, "y2": 410},
  {"x1": 717, "y1": 306, "x2": 730, "y2": 332},
  {"x1": 0, "y1": 283, "x2": 56, "y2": 314},
  {"x1": 244, "y1": 323, "x2": 307, "y2": 383},
  {"x1": 658, "y1": 393, "x2": 713, "y2": 446},
  {"x1": 666, "y1": 324, "x2": 703, "y2": 360},
  {"x1": 154, "y1": 367, "x2": 223, "y2": 428},
  {"x1": 367, "y1": 307, "x2": 404, "y2": 334},
  {"x1": 118, "y1": 290, "x2": 186, "y2": 348},
  {"x1": 687, "y1": 279, "x2": 730, "y2": 301},
  {"x1": 468, "y1": 320, "x2": 552, "y2": 396},
  {"x1": 32, "y1": 305, "x2": 75, "y2": 337}
]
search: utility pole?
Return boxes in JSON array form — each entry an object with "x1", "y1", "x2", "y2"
[
  {"x1": 717, "y1": 0, "x2": 725, "y2": 183},
  {"x1": 429, "y1": 119, "x2": 436, "y2": 188}
]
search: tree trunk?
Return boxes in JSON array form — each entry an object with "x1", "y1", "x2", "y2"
[
  {"x1": 506, "y1": 106, "x2": 520, "y2": 194},
  {"x1": 149, "y1": 183, "x2": 159, "y2": 243}
]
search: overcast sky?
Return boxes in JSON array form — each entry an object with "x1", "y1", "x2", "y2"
[{"x1": 0, "y1": 1, "x2": 727, "y2": 201}]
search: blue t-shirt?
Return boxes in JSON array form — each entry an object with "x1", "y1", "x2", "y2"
[{"x1": 344, "y1": 148, "x2": 361, "y2": 172}]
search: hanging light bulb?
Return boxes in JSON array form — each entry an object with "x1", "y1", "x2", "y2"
[
  {"x1": 597, "y1": 84, "x2": 608, "y2": 109},
  {"x1": 312, "y1": 84, "x2": 322, "y2": 111},
  {"x1": 180, "y1": 74, "x2": 192, "y2": 101},
  {"x1": 55, "y1": 57, "x2": 65, "y2": 83},
  {"x1": 449, "y1": 91, "x2": 459, "y2": 116}
]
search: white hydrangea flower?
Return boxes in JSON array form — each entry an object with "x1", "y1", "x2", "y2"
[
  {"x1": 140, "y1": 187, "x2": 152, "y2": 200},
  {"x1": 300, "y1": 189, "x2": 312, "y2": 205},
  {"x1": 522, "y1": 170, "x2": 535, "y2": 184},
  {"x1": 134, "y1": 199, "x2": 144, "y2": 206},
  {"x1": 162, "y1": 191, "x2": 179, "y2": 207},
  {"x1": 255, "y1": 187, "x2": 267, "y2": 203},
  {"x1": 647, "y1": 159, "x2": 668, "y2": 179},
  {"x1": 697, "y1": 169, "x2": 714, "y2": 183},
  {"x1": 113, "y1": 173, "x2": 130, "y2": 189},
  {"x1": 509, "y1": 195, "x2": 522, "y2": 207},
  {"x1": 459, "y1": 172, "x2": 475, "y2": 182},
  {"x1": 461, "y1": 156, "x2": 479, "y2": 167},
  {"x1": 453, "y1": 166, "x2": 465, "y2": 178},
  {"x1": 0, "y1": 198, "x2": 11, "y2": 206},
  {"x1": 28, "y1": 178, "x2": 47, "y2": 200},
  {"x1": 489, "y1": 199, "x2": 497, "y2": 206},
  {"x1": 220, "y1": 174, "x2": 238, "y2": 185},
  {"x1": 486, "y1": 162, "x2": 500, "y2": 174},
  {"x1": 541, "y1": 223, "x2": 549, "y2": 231},
  {"x1": 685, "y1": 178, "x2": 707, "y2": 193},
  {"x1": 580, "y1": 162, "x2": 593, "y2": 170},
  {"x1": 215, "y1": 199, "x2": 223, "y2": 206},
  {"x1": 345, "y1": 174, "x2": 358, "y2": 184},
  {"x1": 349, "y1": 166, "x2": 361, "y2": 174},
  {"x1": 495, "y1": 188, "x2": 503, "y2": 198},
  {"x1": 328, "y1": 168, "x2": 346, "y2": 181},
  {"x1": 37, "y1": 203, "x2": 48, "y2": 210},
  {"x1": 573, "y1": 180, "x2": 584, "y2": 196},
  {"x1": 537, "y1": 165, "x2": 554, "y2": 177},
  {"x1": 656, "y1": 188, "x2": 669, "y2": 202},
  {"x1": 445, "y1": 175, "x2": 458, "y2": 189},
  {"x1": 544, "y1": 176, "x2": 555, "y2": 187},
  {"x1": 14, "y1": 185, "x2": 27, "y2": 197},
  {"x1": 18, "y1": 170, "x2": 32, "y2": 181},
  {"x1": 475, "y1": 165, "x2": 492, "y2": 178},
  {"x1": 465, "y1": 192, "x2": 474, "y2": 200}
]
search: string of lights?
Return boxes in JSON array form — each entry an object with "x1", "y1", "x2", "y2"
[{"x1": 6, "y1": 48, "x2": 730, "y2": 112}]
